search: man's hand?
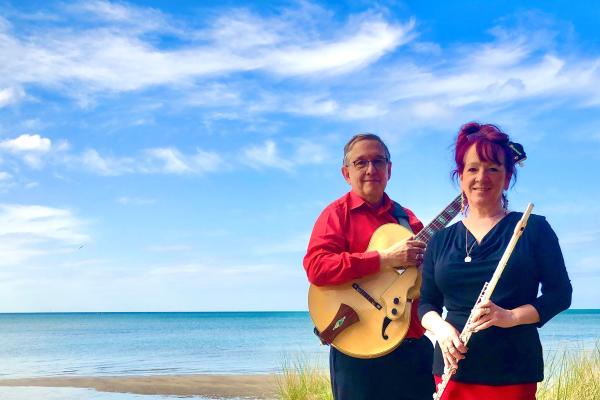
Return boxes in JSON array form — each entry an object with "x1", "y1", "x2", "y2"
[{"x1": 378, "y1": 238, "x2": 426, "y2": 270}]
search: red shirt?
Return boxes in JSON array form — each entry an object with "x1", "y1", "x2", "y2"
[{"x1": 303, "y1": 191, "x2": 426, "y2": 338}]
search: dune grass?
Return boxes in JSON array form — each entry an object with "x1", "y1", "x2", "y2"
[
  {"x1": 537, "y1": 344, "x2": 599, "y2": 400},
  {"x1": 276, "y1": 355, "x2": 332, "y2": 400},
  {"x1": 277, "y1": 344, "x2": 599, "y2": 400}
]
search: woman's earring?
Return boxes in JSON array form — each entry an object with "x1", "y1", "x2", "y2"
[
  {"x1": 460, "y1": 191, "x2": 467, "y2": 214},
  {"x1": 502, "y1": 192, "x2": 509, "y2": 211}
]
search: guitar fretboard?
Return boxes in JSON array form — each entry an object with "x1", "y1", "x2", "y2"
[{"x1": 414, "y1": 195, "x2": 461, "y2": 243}]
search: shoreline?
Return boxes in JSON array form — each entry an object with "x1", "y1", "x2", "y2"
[{"x1": 0, "y1": 374, "x2": 280, "y2": 399}]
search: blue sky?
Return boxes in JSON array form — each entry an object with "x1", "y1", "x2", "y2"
[{"x1": 0, "y1": 0, "x2": 598, "y2": 312}]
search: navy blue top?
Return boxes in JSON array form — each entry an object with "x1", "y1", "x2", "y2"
[{"x1": 418, "y1": 212, "x2": 572, "y2": 385}]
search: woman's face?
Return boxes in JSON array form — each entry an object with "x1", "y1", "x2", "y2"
[{"x1": 460, "y1": 144, "x2": 510, "y2": 210}]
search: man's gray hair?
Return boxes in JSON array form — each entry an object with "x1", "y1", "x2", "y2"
[{"x1": 343, "y1": 133, "x2": 391, "y2": 165}]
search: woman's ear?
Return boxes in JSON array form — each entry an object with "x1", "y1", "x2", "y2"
[{"x1": 504, "y1": 173, "x2": 512, "y2": 190}]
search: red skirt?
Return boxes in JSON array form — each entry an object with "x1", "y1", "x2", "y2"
[{"x1": 434, "y1": 375, "x2": 537, "y2": 400}]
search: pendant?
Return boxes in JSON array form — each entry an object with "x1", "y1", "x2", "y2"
[{"x1": 464, "y1": 256, "x2": 472, "y2": 263}]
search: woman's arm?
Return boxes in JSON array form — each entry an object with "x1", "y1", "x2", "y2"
[
  {"x1": 469, "y1": 216, "x2": 570, "y2": 331},
  {"x1": 421, "y1": 311, "x2": 466, "y2": 370},
  {"x1": 530, "y1": 217, "x2": 572, "y2": 326},
  {"x1": 418, "y1": 234, "x2": 467, "y2": 370}
]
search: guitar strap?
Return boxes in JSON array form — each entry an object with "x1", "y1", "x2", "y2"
[{"x1": 391, "y1": 201, "x2": 415, "y2": 234}]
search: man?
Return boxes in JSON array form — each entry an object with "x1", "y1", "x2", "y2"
[{"x1": 303, "y1": 133, "x2": 435, "y2": 400}]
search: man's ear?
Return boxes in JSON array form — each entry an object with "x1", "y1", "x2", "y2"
[
  {"x1": 341, "y1": 166, "x2": 351, "y2": 184},
  {"x1": 387, "y1": 161, "x2": 392, "y2": 180}
]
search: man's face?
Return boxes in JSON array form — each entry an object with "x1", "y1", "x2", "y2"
[{"x1": 342, "y1": 139, "x2": 391, "y2": 206}]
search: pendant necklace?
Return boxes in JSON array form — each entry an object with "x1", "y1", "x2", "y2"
[
  {"x1": 463, "y1": 209, "x2": 508, "y2": 263},
  {"x1": 464, "y1": 227, "x2": 477, "y2": 263}
]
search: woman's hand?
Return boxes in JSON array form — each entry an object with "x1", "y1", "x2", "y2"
[
  {"x1": 469, "y1": 301, "x2": 541, "y2": 331},
  {"x1": 468, "y1": 300, "x2": 517, "y2": 331},
  {"x1": 432, "y1": 320, "x2": 468, "y2": 371}
]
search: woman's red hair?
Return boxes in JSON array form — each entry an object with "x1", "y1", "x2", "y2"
[{"x1": 452, "y1": 122, "x2": 517, "y2": 184}]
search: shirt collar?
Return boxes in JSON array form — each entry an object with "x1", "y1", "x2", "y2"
[{"x1": 348, "y1": 191, "x2": 394, "y2": 215}]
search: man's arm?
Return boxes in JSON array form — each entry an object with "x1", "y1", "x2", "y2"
[
  {"x1": 303, "y1": 206, "x2": 380, "y2": 286},
  {"x1": 303, "y1": 205, "x2": 425, "y2": 286}
]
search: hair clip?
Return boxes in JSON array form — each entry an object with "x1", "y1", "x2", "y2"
[{"x1": 508, "y1": 141, "x2": 527, "y2": 166}]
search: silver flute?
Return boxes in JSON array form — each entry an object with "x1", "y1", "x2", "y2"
[{"x1": 433, "y1": 203, "x2": 534, "y2": 400}]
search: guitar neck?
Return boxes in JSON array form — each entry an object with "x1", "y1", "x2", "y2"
[{"x1": 414, "y1": 194, "x2": 461, "y2": 244}]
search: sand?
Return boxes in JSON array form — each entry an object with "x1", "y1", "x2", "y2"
[{"x1": 0, "y1": 374, "x2": 279, "y2": 399}]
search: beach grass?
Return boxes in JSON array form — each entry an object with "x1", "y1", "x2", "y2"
[
  {"x1": 537, "y1": 343, "x2": 599, "y2": 400},
  {"x1": 276, "y1": 355, "x2": 332, "y2": 400},
  {"x1": 278, "y1": 344, "x2": 599, "y2": 400}
]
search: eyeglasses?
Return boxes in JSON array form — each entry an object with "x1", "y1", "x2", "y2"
[{"x1": 348, "y1": 157, "x2": 389, "y2": 170}]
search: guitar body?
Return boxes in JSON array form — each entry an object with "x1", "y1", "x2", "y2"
[{"x1": 308, "y1": 223, "x2": 420, "y2": 359}]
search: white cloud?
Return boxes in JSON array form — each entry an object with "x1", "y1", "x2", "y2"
[
  {"x1": 286, "y1": 96, "x2": 339, "y2": 116},
  {"x1": 144, "y1": 148, "x2": 191, "y2": 174},
  {"x1": 384, "y1": 38, "x2": 600, "y2": 119},
  {"x1": 206, "y1": 10, "x2": 283, "y2": 50},
  {"x1": 0, "y1": 86, "x2": 25, "y2": 107},
  {"x1": 78, "y1": 146, "x2": 223, "y2": 176},
  {"x1": 265, "y1": 18, "x2": 415, "y2": 76},
  {"x1": 69, "y1": 0, "x2": 163, "y2": 25},
  {"x1": 0, "y1": 4, "x2": 413, "y2": 98},
  {"x1": 79, "y1": 149, "x2": 135, "y2": 176},
  {"x1": 184, "y1": 83, "x2": 242, "y2": 107},
  {"x1": 468, "y1": 38, "x2": 531, "y2": 68},
  {"x1": 410, "y1": 101, "x2": 452, "y2": 119},
  {"x1": 194, "y1": 14, "x2": 600, "y2": 123},
  {"x1": 0, "y1": 134, "x2": 54, "y2": 168},
  {"x1": 410, "y1": 41, "x2": 442, "y2": 55},
  {"x1": 0, "y1": 132, "x2": 224, "y2": 178},
  {"x1": 340, "y1": 102, "x2": 388, "y2": 119},
  {"x1": 0, "y1": 133, "x2": 51, "y2": 152},
  {"x1": 0, "y1": 204, "x2": 87, "y2": 242},
  {"x1": 242, "y1": 140, "x2": 293, "y2": 171},
  {"x1": 0, "y1": 171, "x2": 13, "y2": 191},
  {"x1": 143, "y1": 147, "x2": 223, "y2": 174},
  {"x1": 2, "y1": 4, "x2": 600, "y2": 126},
  {"x1": 0, "y1": 204, "x2": 89, "y2": 267},
  {"x1": 292, "y1": 141, "x2": 328, "y2": 165},
  {"x1": 242, "y1": 139, "x2": 329, "y2": 171}
]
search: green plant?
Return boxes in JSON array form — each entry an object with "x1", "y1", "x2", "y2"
[
  {"x1": 277, "y1": 343, "x2": 600, "y2": 400},
  {"x1": 537, "y1": 344, "x2": 600, "y2": 400},
  {"x1": 276, "y1": 355, "x2": 332, "y2": 400}
]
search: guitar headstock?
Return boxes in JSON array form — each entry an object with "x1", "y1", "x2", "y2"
[{"x1": 508, "y1": 141, "x2": 526, "y2": 166}]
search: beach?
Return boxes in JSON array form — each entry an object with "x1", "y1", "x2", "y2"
[
  {"x1": 0, "y1": 311, "x2": 597, "y2": 399},
  {"x1": 0, "y1": 375, "x2": 279, "y2": 399}
]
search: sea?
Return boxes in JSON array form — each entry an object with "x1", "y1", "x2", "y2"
[{"x1": 0, "y1": 310, "x2": 598, "y2": 399}]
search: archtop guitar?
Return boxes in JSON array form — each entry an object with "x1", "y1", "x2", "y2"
[{"x1": 308, "y1": 197, "x2": 461, "y2": 358}]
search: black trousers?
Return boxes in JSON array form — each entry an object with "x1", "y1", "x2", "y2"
[{"x1": 330, "y1": 336, "x2": 435, "y2": 400}]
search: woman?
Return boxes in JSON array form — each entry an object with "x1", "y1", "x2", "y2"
[{"x1": 418, "y1": 122, "x2": 572, "y2": 400}]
